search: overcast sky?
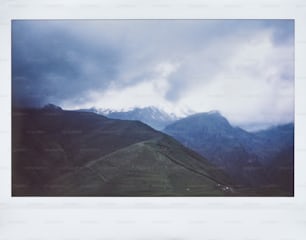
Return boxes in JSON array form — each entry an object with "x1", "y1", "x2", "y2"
[{"x1": 12, "y1": 20, "x2": 294, "y2": 129}]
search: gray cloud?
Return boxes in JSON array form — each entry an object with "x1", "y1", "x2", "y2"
[
  {"x1": 12, "y1": 21, "x2": 121, "y2": 106},
  {"x1": 12, "y1": 20, "x2": 294, "y2": 128}
]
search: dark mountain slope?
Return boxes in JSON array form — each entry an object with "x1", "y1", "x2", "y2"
[
  {"x1": 12, "y1": 107, "x2": 232, "y2": 196},
  {"x1": 266, "y1": 145, "x2": 294, "y2": 194}
]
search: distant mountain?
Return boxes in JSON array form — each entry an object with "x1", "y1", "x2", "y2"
[
  {"x1": 163, "y1": 111, "x2": 264, "y2": 186},
  {"x1": 79, "y1": 106, "x2": 178, "y2": 130},
  {"x1": 252, "y1": 123, "x2": 294, "y2": 158},
  {"x1": 12, "y1": 107, "x2": 233, "y2": 196},
  {"x1": 42, "y1": 103, "x2": 63, "y2": 111},
  {"x1": 164, "y1": 111, "x2": 294, "y2": 194}
]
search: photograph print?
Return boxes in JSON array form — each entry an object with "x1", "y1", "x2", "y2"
[{"x1": 12, "y1": 20, "x2": 294, "y2": 196}]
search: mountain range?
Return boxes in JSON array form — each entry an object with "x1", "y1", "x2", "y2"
[
  {"x1": 164, "y1": 111, "x2": 294, "y2": 194},
  {"x1": 12, "y1": 104, "x2": 293, "y2": 196},
  {"x1": 12, "y1": 105, "x2": 233, "y2": 196},
  {"x1": 78, "y1": 106, "x2": 294, "y2": 195},
  {"x1": 78, "y1": 106, "x2": 178, "y2": 130}
]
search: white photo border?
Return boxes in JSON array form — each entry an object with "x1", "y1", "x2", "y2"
[{"x1": 1, "y1": 0, "x2": 306, "y2": 239}]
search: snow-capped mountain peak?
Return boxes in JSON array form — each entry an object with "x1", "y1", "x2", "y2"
[{"x1": 79, "y1": 106, "x2": 179, "y2": 130}]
